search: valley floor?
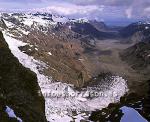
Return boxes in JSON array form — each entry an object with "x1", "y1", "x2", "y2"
[{"x1": 84, "y1": 39, "x2": 149, "y2": 96}]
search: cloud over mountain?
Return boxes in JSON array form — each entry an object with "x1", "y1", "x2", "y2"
[{"x1": 0, "y1": 0, "x2": 150, "y2": 20}]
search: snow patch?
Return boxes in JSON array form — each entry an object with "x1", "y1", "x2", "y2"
[
  {"x1": 52, "y1": 15, "x2": 69, "y2": 23},
  {"x1": 3, "y1": 20, "x2": 14, "y2": 28},
  {"x1": 46, "y1": 113, "x2": 73, "y2": 122},
  {"x1": 120, "y1": 106, "x2": 148, "y2": 122},
  {"x1": 48, "y1": 52, "x2": 52, "y2": 56},
  {"x1": 22, "y1": 14, "x2": 55, "y2": 27},
  {"x1": 20, "y1": 29, "x2": 30, "y2": 35},
  {"x1": 23, "y1": 18, "x2": 34, "y2": 27},
  {"x1": 35, "y1": 47, "x2": 38, "y2": 51},
  {"x1": 145, "y1": 26, "x2": 149, "y2": 29},
  {"x1": 5, "y1": 106, "x2": 22, "y2": 122},
  {"x1": 70, "y1": 18, "x2": 89, "y2": 23},
  {"x1": 68, "y1": 25, "x2": 72, "y2": 29}
]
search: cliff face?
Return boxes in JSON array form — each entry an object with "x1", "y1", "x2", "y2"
[{"x1": 0, "y1": 31, "x2": 47, "y2": 122}]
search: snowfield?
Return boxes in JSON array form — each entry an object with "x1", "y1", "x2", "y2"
[
  {"x1": 120, "y1": 106, "x2": 148, "y2": 122},
  {"x1": 5, "y1": 106, "x2": 23, "y2": 122},
  {"x1": 3, "y1": 29, "x2": 128, "y2": 122}
]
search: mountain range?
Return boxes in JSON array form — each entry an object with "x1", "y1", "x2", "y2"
[{"x1": 0, "y1": 12, "x2": 150, "y2": 122}]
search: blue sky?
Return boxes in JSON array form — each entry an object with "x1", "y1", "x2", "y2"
[{"x1": 0, "y1": 0, "x2": 150, "y2": 23}]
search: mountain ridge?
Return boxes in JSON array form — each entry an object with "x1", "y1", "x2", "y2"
[{"x1": 0, "y1": 31, "x2": 47, "y2": 122}]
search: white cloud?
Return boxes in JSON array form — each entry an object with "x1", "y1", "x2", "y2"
[
  {"x1": 32, "y1": 3, "x2": 104, "y2": 16},
  {"x1": 125, "y1": 7, "x2": 132, "y2": 19},
  {"x1": 143, "y1": 7, "x2": 150, "y2": 18},
  {"x1": 144, "y1": 7, "x2": 150, "y2": 12},
  {"x1": 1, "y1": 0, "x2": 150, "y2": 20}
]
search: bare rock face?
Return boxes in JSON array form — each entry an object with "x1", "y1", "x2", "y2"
[{"x1": 0, "y1": 31, "x2": 47, "y2": 122}]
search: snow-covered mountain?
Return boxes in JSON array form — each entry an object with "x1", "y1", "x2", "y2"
[{"x1": 0, "y1": 12, "x2": 129, "y2": 122}]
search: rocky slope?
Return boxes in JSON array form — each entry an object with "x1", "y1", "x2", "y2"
[
  {"x1": 0, "y1": 12, "x2": 90, "y2": 87},
  {"x1": 120, "y1": 22, "x2": 150, "y2": 78},
  {"x1": 0, "y1": 31, "x2": 47, "y2": 122},
  {"x1": 120, "y1": 42, "x2": 150, "y2": 74},
  {"x1": 0, "y1": 12, "x2": 121, "y2": 87},
  {"x1": 119, "y1": 21, "x2": 150, "y2": 43},
  {"x1": 69, "y1": 20, "x2": 118, "y2": 40}
]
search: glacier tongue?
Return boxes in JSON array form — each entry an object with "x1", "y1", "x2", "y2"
[{"x1": 3, "y1": 32, "x2": 128, "y2": 122}]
